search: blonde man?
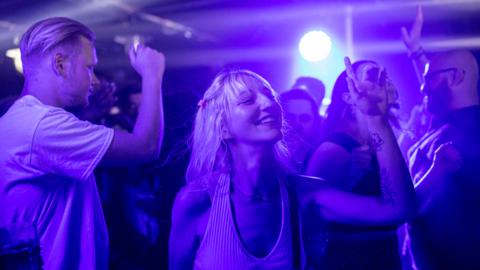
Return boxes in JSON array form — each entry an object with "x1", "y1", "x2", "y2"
[{"x1": 0, "y1": 17, "x2": 165, "y2": 269}]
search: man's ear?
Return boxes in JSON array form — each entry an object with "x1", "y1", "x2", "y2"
[
  {"x1": 450, "y1": 68, "x2": 465, "y2": 87},
  {"x1": 341, "y1": 92, "x2": 354, "y2": 105},
  {"x1": 51, "y1": 52, "x2": 68, "y2": 77}
]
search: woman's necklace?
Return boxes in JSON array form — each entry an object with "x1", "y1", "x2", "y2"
[{"x1": 230, "y1": 180, "x2": 278, "y2": 202}]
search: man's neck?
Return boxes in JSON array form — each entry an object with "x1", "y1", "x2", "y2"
[
  {"x1": 21, "y1": 77, "x2": 61, "y2": 108},
  {"x1": 447, "y1": 85, "x2": 480, "y2": 113}
]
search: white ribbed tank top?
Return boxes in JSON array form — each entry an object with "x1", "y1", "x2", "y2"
[{"x1": 193, "y1": 174, "x2": 296, "y2": 270}]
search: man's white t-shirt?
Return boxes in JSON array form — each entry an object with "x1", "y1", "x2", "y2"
[{"x1": 0, "y1": 95, "x2": 114, "y2": 270}]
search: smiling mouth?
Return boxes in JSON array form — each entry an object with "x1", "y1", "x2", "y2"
[{"x1": 256, "y1": 116, "x2": 280, "y2": 126}]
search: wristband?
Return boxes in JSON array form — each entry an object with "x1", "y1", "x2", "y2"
[{"x1": 409, "y1": 47, "x2": 425, "y2": 59}]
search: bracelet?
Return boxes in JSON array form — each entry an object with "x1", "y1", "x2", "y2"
[{"x1": 408, "y1": 47, "x2": 426, "y2": 59}]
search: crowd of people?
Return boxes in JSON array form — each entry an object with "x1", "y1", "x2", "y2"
[{"x1": 0, "y1": 5, "x2": 479, "y2": 270}]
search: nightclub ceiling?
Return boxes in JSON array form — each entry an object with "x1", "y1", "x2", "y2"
[
  {"x1": 1, "y1": 0, "x2": 479, "y2": 68},
  {"x1": 1, "y1": 0, "x2": 480, "y2": 105}
]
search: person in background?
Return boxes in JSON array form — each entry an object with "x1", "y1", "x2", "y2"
[
  {"x1": 71, "y1": 73, "x2": 118, "y2": 124},
  {"x1": 292, "y1": 76, "x2": 326, "y2": 115},
  {"x1": 402, "y1": 6, "x2": 480, "y2": 270},
  {"x1": 73, "y1": 79, "x2": 163, "y2": 269},
  {"x1": 306, "y1": 60, "x2": 403, "y2": 270},
  {"x1": 0, "y1": 17, "x2": 165, "y2": 270},
  {"x1": 280, "y1": 89, "x2": 322, "y2": 173}
]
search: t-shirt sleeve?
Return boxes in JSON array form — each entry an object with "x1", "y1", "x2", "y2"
[{"x1": 30, "y1": 108, "x2": 114, "y2": 181}]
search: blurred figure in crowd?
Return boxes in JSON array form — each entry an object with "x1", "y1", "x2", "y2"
[
  {"x1": 292, "y1": 76, "x2": 326, "y2": 114},
  {"x1": 112, "y1": 84, "x2": 143, "y2": 131},
  {"x1": 70, "y1": 73, "x2": 117, "y2": 124},
  {"x1": 106, "y1": 84, "x2": 163, "y2": 270},
  {"x1": 280, "y1": 89, "x2": 322, "y2": 173},
  {"x1": 73, "y1": 80, "x2": 163, "y2": 269}
]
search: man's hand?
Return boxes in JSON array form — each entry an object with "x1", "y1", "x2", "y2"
[
  {"x1": 101, "y1": 43, "x2": 165, "y2": 165},
  {"x1": 128, "y1": 43, "x2": 165, "y2": 79},
  {"x1": 401, "y1": 5, "x2": 423, "y2": 52}
]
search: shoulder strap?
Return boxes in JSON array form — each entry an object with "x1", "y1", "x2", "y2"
[
  {"x1": 325, "y1": 132, "x2": 360, "y2": 152},
  {"x1": 286, "y1": 176, "x2": 302, "y2": 269}
]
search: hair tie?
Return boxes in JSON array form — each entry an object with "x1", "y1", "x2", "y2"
[{"x1": 408, "y1": 47, "x2": 425, "y2": 59}]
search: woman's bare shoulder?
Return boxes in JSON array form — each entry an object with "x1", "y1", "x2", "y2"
[{"x1": 172, "y1": 179, "x2": 213, "y2": 219}]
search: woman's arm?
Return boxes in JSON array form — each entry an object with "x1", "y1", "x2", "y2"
[
  {"x1": 306, "y1": 142, "x2": 350, "y2": 189},
  {"x1": 311, "y1": 58, "x2": 416, "y2": 225},
  {"x1": 169, "y1": 183, "x2": 211, "y2": 270},
  {"x1": 307, "y1": 142, "x2": 372, "y2": 191}
]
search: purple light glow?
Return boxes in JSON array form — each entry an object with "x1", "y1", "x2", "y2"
[{"x1": 299, "y1": 31, "x2": 332, "y2": 62}]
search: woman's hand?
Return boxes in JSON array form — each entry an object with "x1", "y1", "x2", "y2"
[{"x1": 344, "y1": 57, "x2": 389, "y2": 116}]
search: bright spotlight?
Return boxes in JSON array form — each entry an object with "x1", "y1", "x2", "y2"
[{"x1": 299, "y1": 30, "x2": 332, "y2": 62}]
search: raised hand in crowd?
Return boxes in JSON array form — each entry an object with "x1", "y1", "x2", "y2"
[{"x1": 401, "y1": 5, "x2": 428, "y2": 84}]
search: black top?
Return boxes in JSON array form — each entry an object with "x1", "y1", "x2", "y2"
[{"x1": 325, "y1": 132, "x2": 397, "y2": 234}]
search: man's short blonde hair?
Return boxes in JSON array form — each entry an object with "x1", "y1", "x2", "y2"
[{"x1": 20, "y1": 17, "x2": 95, "y2": 72}]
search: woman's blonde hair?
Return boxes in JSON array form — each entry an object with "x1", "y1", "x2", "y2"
[{"x1": 186, "y1": 69, "x2": 291, "y2": 185}]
